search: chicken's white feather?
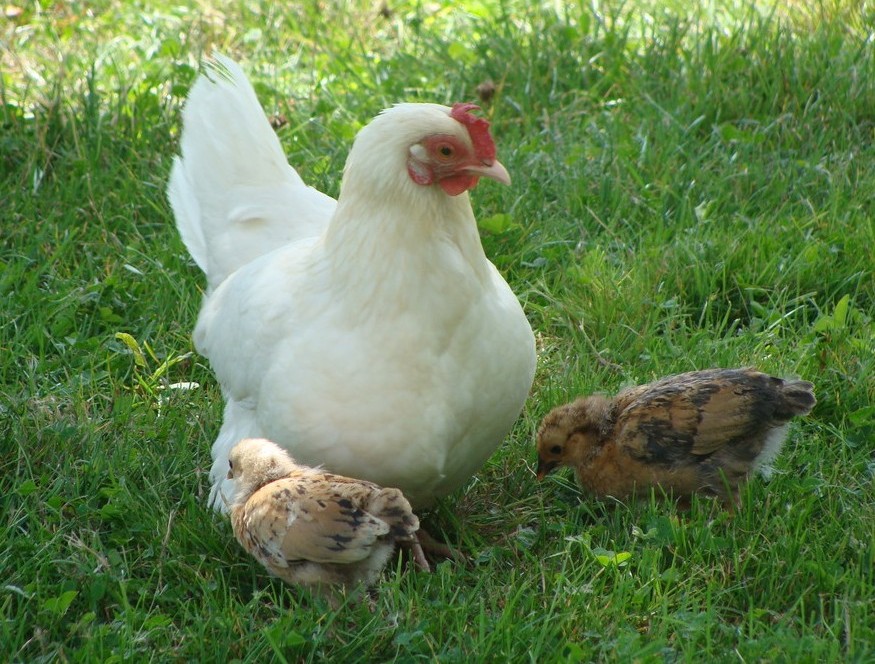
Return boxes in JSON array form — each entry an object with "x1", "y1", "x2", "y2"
[
  {"x1": 168, "y1": 53, "x2": 334, "y2": 290},
  {"x1": 170, "y1": 55, "x2": 536, "y2": 511}
]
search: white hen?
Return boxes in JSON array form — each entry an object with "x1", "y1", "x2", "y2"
[{"x1": 168, "y1": 54, "x2": 536, "y2": 513}]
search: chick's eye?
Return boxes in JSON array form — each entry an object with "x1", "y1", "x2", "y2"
[
  {"x1": 228, "y1": 460, "x2": 234, "y2": 469},
  {"x1": 550, "y1": 445, "x2": 562, "y2": 455}
]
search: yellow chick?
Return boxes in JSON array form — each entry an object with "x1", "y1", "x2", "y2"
[
  {"x1": 536, "y1": 368, "x2": 816, "y2": 507},
  {"x1": 227, "y1": 438, "x2": 420, "y2": 598}
]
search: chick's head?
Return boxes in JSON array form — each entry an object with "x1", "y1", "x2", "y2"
[
  {"x1": 535, "y1": 395, "x2": 611, "y2": 479},
  {"x1": 227, "y1": 438, "x2": 299, "y2": 503}
]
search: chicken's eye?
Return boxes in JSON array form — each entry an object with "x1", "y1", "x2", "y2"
[
  {"x1": 228, "y1": 460, "x2": 234, "y2": 469},
  {"x1": 436, "y1": 143, "x2": 455, "y2": 159},
  {"x1": 550, "y1": 445, "x2": 562, "y2": 455}
]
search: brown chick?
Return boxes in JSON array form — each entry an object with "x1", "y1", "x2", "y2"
[
  {"x1": 227, "y1": 438, "x2": 419, "y2": 600},
  {"x1": 536, "y1": 368, "x2": 816, "y2": 507}
]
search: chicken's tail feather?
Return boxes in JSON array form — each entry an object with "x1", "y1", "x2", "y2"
[{"x1": 168, "y1": 53, "x2": 334, "y2": 290}]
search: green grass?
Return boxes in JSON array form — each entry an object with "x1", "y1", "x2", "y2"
[{"x1": 2, "y1": 0, "x2": 874, "y2": 661}]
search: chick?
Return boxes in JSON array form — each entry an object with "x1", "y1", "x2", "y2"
[
  {"x1": 227, "y1": 438, "x2": 420, "y2": 599},
  {"x1": 536, "y1": 368, "x2": 816, "y2": 507}
]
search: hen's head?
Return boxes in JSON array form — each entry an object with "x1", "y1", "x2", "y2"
[
  {"x1": 405, "y1": 103, "x2": 510, "y2": 196},
  {"x1": 347, "y1": 102, "x2": 510, "y2": 197}
]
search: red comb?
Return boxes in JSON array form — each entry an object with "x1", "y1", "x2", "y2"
[{"x1": 450, "y1": 103, "x2": 496, "y2": 161}]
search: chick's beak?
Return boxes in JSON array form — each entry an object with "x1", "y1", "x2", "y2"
[
  {"x1": 536, "y1": 457, "x2": 559, "y2": 481},
  {"x1": 465, "y1": 159, "x2": 511, "y2": 186}
]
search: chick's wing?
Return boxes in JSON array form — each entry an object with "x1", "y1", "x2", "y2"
[
  {"x1": 613, "y1": 371, "x2": 770, "y2": 462},
  {"x1": 241, "y1": 477, "x2": 389, "y2": 567}
]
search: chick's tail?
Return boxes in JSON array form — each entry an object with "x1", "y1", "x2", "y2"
[
  {"x1": 367, "y1": 488, "x2": 420, "y2": 542},
  {"x1": 779, "y1": 379, "x2": 817, "y2": 417}
]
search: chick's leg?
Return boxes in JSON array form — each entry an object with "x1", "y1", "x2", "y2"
[
  {"x1": 401, "y1": 527, "x2": 466, "y2": 572},
  {"x1": 404, "y1": 537, "x2": 431, "y2": 572}
]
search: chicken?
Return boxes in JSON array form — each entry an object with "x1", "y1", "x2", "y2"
[
  {"x1": 227, "y1": 438, "x2": 419, "y2": 599},
  {"x1": 167, "y1": 56, "x2": 536, "y2": 521},
  {"x1": 536, "y1": 368, "x2": 816, "y2": 507}
]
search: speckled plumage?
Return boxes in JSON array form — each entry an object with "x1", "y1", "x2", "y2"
[
  {"x1": 227, "y1": 438, "x2": 419, "y2": 597},
  {"x1": 536, "y1": 368, "x2": 816, "y2": 506}
]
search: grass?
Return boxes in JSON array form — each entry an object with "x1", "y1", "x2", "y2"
[{"x1": 2, "y1": 0, "x2": 874, "y2": 661}]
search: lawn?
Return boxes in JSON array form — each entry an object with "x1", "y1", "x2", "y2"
[{"x1": 2, "y1": 0, "x2": 874, "y2": 661}]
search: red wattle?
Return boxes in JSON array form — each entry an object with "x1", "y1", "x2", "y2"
[{"x1": 439, "y1": 173, "x2": 478, "y2": 196}]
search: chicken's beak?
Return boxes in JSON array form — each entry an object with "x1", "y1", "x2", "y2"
[
  {"x1": 536, "y1": 458, "x2": 559, "y2": 480},
  {"x1": 465, "y1": 159, "x2": 511, "y2": 186}
]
